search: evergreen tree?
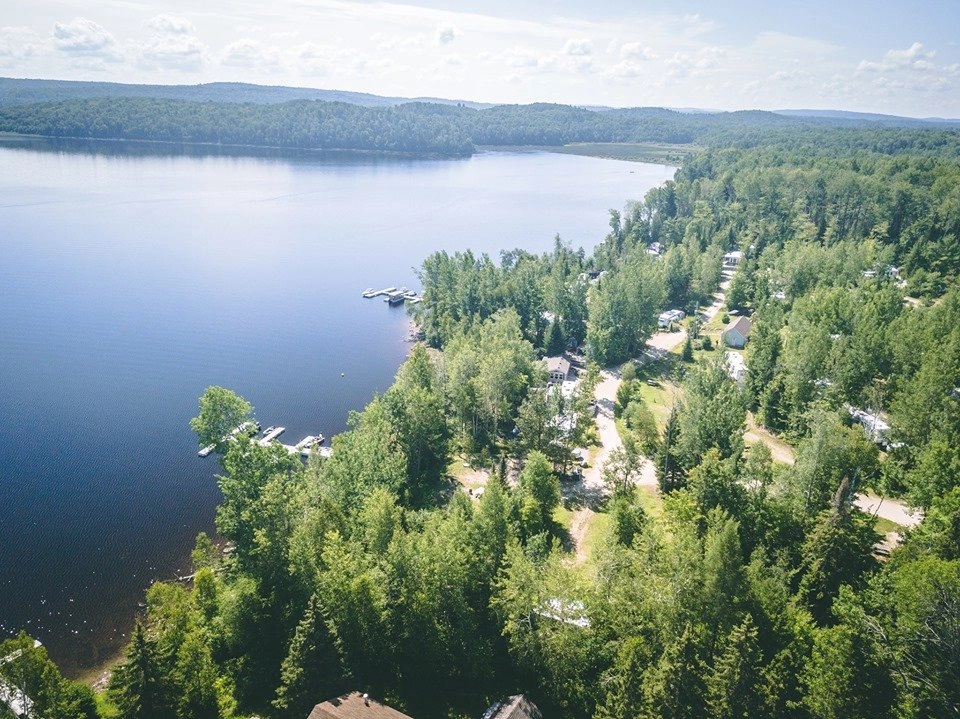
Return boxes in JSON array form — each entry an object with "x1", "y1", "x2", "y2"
[
  {"x1": 545, "y1": 319, "x2": 566, "y2": 356},
  {"x1": 109, "y1": 622, "x2": 174, "y2": 719},
  {"x1": 274, "y1": 594, "x2": 348, "y2": 718},
  {"x1": 705, "y1": 615, "x2": 767, "y2": 719}
]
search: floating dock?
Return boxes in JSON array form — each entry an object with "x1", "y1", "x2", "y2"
[
  {"x1": 198, "y1": 420, "x2": 261, "y2": 457},
  {"x1": 363, "y1": 286, "x2": 396, "y2": 298},
  {"x1": 259, "y1": 426, "x2": 286, "y2": 445},
  {"x1": 294, "y1": 434, "x2": 324, "y2": 450},
  {"x1": 197, "y1": 423, "x2": 330, "y2": 461}
]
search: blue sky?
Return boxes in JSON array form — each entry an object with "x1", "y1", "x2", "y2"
[{"x1": 2, "y1": 0, "x2": 958, "y2": 116}]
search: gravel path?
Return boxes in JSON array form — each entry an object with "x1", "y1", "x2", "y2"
[{"x1": 855, "y1": 493, "x2": 924, "y2": 528}]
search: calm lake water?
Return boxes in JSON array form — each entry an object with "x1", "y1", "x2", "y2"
[{"x1": 0, "y1": 137, "x2": 674, "y2": 675}]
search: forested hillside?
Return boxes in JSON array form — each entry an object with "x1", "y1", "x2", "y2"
[
  {"x1": 3, "y1": 91, "x2": 960, "y2": 156},
  {"x1": 3, "y1": 125, "x2": 960, "y2": 719}
]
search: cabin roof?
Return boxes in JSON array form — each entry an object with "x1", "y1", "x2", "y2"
[{"x1": 308, "y1": 693, "x2": 413, "y2": 719}]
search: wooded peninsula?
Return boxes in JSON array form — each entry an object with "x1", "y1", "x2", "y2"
[{"x1": 2, "y1": 85, "x2": 959, "y2": 719}]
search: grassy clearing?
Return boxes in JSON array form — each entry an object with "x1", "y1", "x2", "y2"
[
  {"x1": 875, "y1": 516, "x2": 904, "y2": 535},
  {"x1": 636, "y1": 484, "x2": 666, "y2": 521},
  {"x1": 636, "y1": 379, "x2": 680, "y2": 429},
  {"x1": 581, "y1": 511, "x2": 612, "y2": 559},
  {"x1": 554, "y1": 504, "x2": 575, "y2": 531},
  {"x1": 555, "y1": 142, "x2": 695, "y2": 165}
]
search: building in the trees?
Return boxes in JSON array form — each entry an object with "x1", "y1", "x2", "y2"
[
  {"x1": 308, "y1": 692, "x2": 413, "y2": 719},
  {"x1": 722, "y1": 316, "x2": 752, "y2": 348},
  {"x1": 481, "y1": 695, "x2": 543, "y2": 719},
  {"x1": 545, "y1": 356, "x2": 571, "y2": 384},
  {"x1": 723, "y1": 250, "x2": 743, "y2": 267}
]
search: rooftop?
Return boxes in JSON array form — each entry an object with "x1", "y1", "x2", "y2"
[
  {"x1": 726, "y1": 316, "x2": 752, "y2": 336},
  {"x1": 482, "y1": 695, "x2": 543, "y2": 719},
  {"x1": 308, "y1": 693, "x2": 413, "y2": 719}
]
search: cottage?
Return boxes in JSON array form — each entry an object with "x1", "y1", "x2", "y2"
[
  {"x1": 308, "y1": 693, "x2": 413, "y2": 719},
  {"x1": 722, "y1": 316, "x2": 752, "y2": 348},
  {"x1": 723, "y1": 250, "x2": 744, "y2": 268},
  {"x1": 545, "y1": 356, "x2": 571, "y2": 384},
  {"x1": 481, "y1": 696, "x2": 543, "y2": 719}
]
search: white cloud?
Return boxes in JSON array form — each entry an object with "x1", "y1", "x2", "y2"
[
  {"x1": 856, "y1": 42, "x2": 953, "y2": 74},
  {"x1": 52, "y1": 17, "x2": 120, "y2": 60},
  {"x1": 606, "y1": 61, "x2": 645, "y2": 79},
  {"x1": 147, "y1": 14, "x2": 195, "y2": 36},
  {"x1": 435, "y1": 22, "x2": 461, "y2": 45},
  {"x1": 373, "y1": 32, "x2": 425, "y2": 51},
  {"x1": 138, "y1": 33, "x2": 206, "y2": 71},
  {"x1": 290, "y1": 41, "x2": 388, "y2": 78},
  {"x1": 137, "y1": 14, "x2": 205, "y2": 71},
  {"x1": 220, "y1": 39, "x2": 281, "y2": 72},
  {"x1": 620, "y1": 42, "x2": 656, "y2": 61},
  {"x1": 853, "y1": 43, "x2": 958, "y2": 99},
  {"x1": 563, "y1": 38, "x2": 592, "y2": 56},
  {"x1": 0, "y1": 26, "x2": 44, "y2": 64},
  {"x1": 504, "y1": 47, "x2": 538, "y2": 68}
]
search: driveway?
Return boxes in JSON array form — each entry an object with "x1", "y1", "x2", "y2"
[{"x1": 855, "y1": 493, "x2": 924, "y2": 528}]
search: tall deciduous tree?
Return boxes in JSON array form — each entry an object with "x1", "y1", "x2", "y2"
[{"x1": 189, "y1": 386, "x2": 253, "y2": 452}]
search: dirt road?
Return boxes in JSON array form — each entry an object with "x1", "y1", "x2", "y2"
[{"x1": 855, "y1": 493, "x2": 924, "y2": 528}]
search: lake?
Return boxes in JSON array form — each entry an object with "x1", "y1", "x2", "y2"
[{"x1": 0, "y1": 138, "x2": 674, "y2": 675}]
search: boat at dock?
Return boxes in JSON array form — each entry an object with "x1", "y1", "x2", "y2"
[{"x1": 294, "y1": 434, "x2": 324, "y2": 451}]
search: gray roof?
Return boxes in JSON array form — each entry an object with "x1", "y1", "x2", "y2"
[
  {"x1": 482, "y1": 695, "x2": 542, "y2": 719},
  {"x1": 308, "y1": 693, "x2": 413, "y2": 719},
  {"x1": 545, "y1": 356, "x2": 571, "y2": 376},
  {"x1": 726, "y1": 316, "x2": 752, "y2": 337}
]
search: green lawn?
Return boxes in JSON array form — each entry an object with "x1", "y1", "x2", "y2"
[{"x1": 555, "y1": 142, "x2": 695, "y2": 165}]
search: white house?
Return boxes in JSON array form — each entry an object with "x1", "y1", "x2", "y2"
[
  {"x1": 545, "y1": 356, "x2": 571, "y2": 384},
  {"x1": 722, "y1": 316, "x2": 752, "y2": 348},
  {"x1": 723, "y1": 250, "x2": 744, "y2": 267}
]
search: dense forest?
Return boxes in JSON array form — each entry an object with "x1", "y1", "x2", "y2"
[
  {"x1": 2, "y1": 90, "x2": 960, "y2": 156},
  {"x1": 3, "y1": 121, "x2": 960, "y2": 719}
]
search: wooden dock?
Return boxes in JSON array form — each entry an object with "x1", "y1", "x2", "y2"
[
  {"x1": 198, "y1": 420, "x2": 261, "y2": 457},
  {"x1": 363, "y1": 286, "x2": 396, "y2": 298},
  {"x1": 197, "y1": 422, "x2": 330, "y2": 462},
  {"x1": 258, "y1": 426, "x2": 286, "y2": 445}
]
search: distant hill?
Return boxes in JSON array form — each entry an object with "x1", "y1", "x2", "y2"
[
  {"x1": 2, "y1": 78, "x2": 958, "y2": 158},
  {"x1": 0, "y1": 77, "x2": 493, "y2": 109},
  {"x1": 775, "y1": 108, "x2": 960, "y2": 127}
]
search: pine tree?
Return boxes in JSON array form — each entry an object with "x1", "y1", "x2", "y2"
[
  {"x1": 273, "y1": 594, "x2": 349, "y2": 718},
  {"x1": 109, "y1": 622, "x2": 173, "y2": 719},
  {"x1": 545, "y1": 319, "x2": 566, "y2": 356},
  {"x1": 705, "y1": 615, "x2": 767, "y2": 719}
]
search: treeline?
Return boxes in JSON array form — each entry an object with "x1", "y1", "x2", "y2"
[
  {"x1": 0, "y1": 98, "x2": 475, "y2": 156},
  {"x1": 3, "y1": 95, "x2": 960, "y2": 157}
]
